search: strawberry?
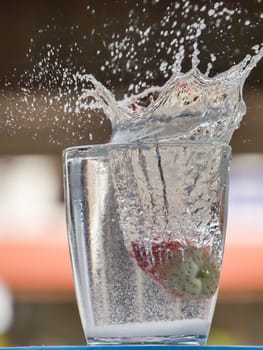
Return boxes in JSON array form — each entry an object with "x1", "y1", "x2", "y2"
[{"x1": 129, "y1": 238, "x2": 220, "y2": 299}]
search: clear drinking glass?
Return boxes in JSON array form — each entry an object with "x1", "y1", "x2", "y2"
[{"x1": 63, "y1": 141, "x2": 231, "y2": 345}]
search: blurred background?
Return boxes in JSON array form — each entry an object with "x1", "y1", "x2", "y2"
[{"x1": 0, "y1": 0, "x2": 262, "y2": 346}]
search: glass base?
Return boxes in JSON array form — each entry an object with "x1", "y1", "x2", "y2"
[{"x1": 87, "y1": 334, "x2": 206, "y2": 345}]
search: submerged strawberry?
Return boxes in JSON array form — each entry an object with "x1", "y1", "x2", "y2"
[{"x1": 129, "y1": 239, "x2": 220, "y2": 299}]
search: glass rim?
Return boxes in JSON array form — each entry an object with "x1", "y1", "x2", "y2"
[{"x1": 63, "y1": 141, "x2": 231, "y2": 155}]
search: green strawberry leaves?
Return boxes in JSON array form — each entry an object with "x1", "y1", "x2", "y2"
[{"x1": 129, "y1": 239, "x2": 220, "y2": 299}]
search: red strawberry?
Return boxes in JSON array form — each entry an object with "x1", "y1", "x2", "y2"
[{"x1": 129, "y1": 238, "x2": 220, "y2": 299}]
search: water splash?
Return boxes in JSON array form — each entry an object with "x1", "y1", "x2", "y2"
[
  {"x1": 112, "y1": 46, "x2": 263, "y2": 144},
  {"x1": 1, "y1": 0, "x2": 262, "y2": 146}
]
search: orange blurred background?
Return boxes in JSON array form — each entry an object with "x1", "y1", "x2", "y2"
[{"x1": 0, "y1": 0, "x2": 262, "y2": 346}]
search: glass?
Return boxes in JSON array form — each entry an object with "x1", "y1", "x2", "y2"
[{"x1": 63, "y1": 141, "x2": 231, "y2": 345}]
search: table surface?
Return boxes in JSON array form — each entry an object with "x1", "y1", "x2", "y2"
[{"x1": 1, "y1": 346, "x2": 263, "y2": 350}]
